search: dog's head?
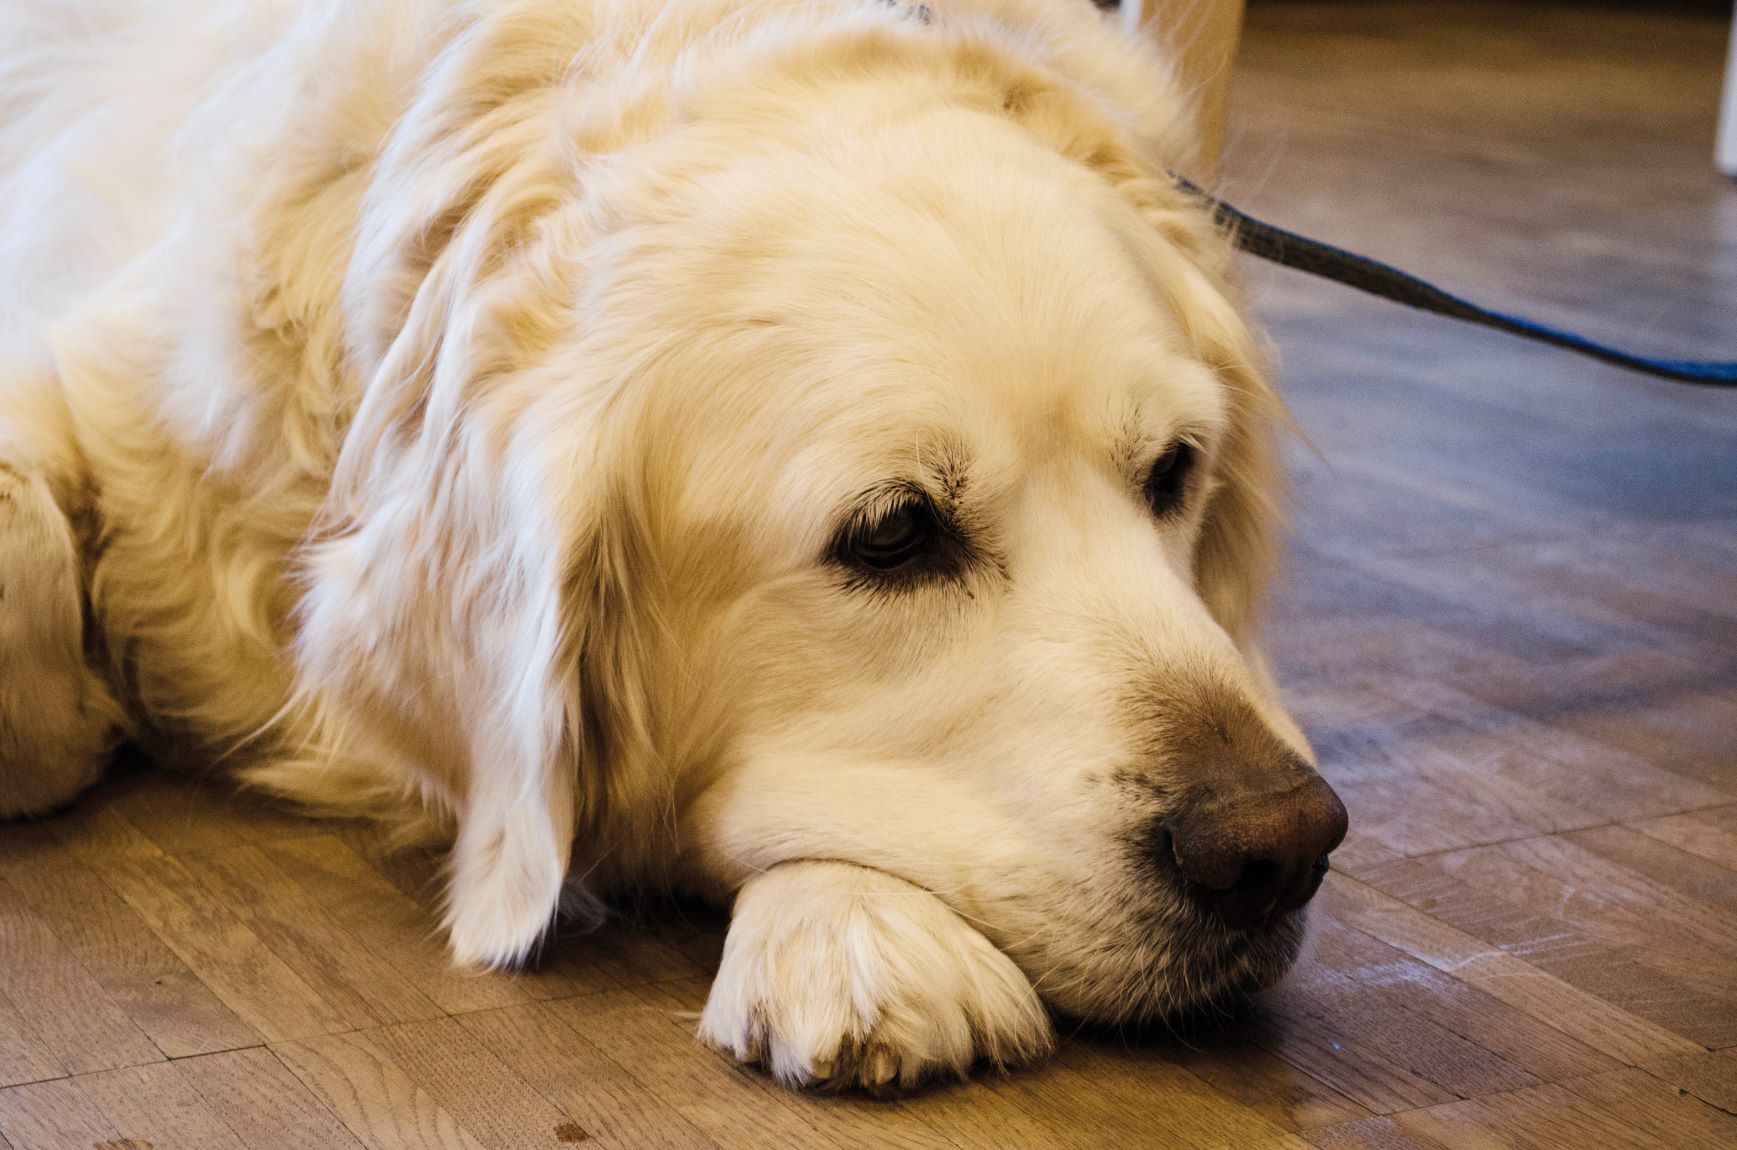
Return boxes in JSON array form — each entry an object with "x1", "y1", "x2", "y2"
[{"x1": 296, "y1": 2, "x2": 1345, "y2": 1024}]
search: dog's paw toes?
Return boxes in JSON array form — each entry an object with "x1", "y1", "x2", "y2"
[
  {"x1": 0, "y1": 463, "x2": 125, "y2": 820},
  {"x1": 697, "y1": 859, "x2": 1053, "y2": 1093}
]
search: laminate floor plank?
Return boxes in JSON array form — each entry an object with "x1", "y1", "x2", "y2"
[
  {"x1": 364, "y1": 1017, "x2": 584, "y2": 1150},
  {"x1": 176, "y1": 845, "x2": 448, "y2": 1029},
  {"x1": 85, "y1": 849, "x2": 354, "y2": 1044},
  {"x1": 1629, "y1": 804, "x2": 1737, "y2": 871},
  {"x1": 173, "y1": 1047, "x2": 369, "y2": 1150},
  {"x1": 1388, "y1": 1080, "x2": 1694, "y2": 1150},
  {"x1": 0, "y1": 842, "x2": 261, "y2": 1059},
  {"x1": 0, "y1": 881, "x2": 162, "y2": 1079},
  {"x1": 272, "y1": 1032, "x2": 491, "y2": 1150},
  {"x1": 1321, "y1": 872, "x2": 1702, "y2": 1067},
  {"x1": 458, "y1": 1003, "x2": 723, "y2": 1150},
  {"x1": 1363, "y1": 848, "x2": 1737, "y2": 1049},
  {"x1": 1305, "y1": 1114, "x2": 1455, "y2": 1150},
  {"x1": 1558, "y1": 1067, "x2": 1737, "y2": 1150},
  {"x1": 0, "y1": 1079, "x2": 122, "y2": 1150},
  {"x1": 0, "y1": 992, "x2": 62, "y2": 1091},
  {"x1": 77, "y1": 1062, "x2": 247, "y2": 1150},
  {"x1": 1645, "y1": 1047, "x2": 1737, "y2": 1113},
  {"x1": 1167, "y1": 1036, "x2": 1373, "y2": 1134}
]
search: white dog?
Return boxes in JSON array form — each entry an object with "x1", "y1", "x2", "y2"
[{"x1": 0, "y1": 0, "x2": 1347, "y2": 1091}]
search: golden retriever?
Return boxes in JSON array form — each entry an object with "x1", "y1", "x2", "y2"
[{"x1": 0, "y1": 0, "x2": 1346, "y2": 1091}]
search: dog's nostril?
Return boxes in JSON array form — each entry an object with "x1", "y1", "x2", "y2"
[
  {"x1": 1237, "y1": 857, "x2": 1276, "y2": 896},
  {"x1": 1294, "y1": 853, "x2": 1332, "y2": 905}
]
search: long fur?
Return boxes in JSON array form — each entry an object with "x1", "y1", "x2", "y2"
[{"x1": 0, "y1": 0, "x2": 1310, "y2": 1090}]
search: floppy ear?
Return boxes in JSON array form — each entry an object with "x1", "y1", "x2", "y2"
[
  {"x1": 1122, "y1": 190, "x2": 1285, "y2": 660},
  {"x1": 286, "y1": 110, "x2": 637, "y2": 965},
  {"x1": 292, "y1": 339, "x2": 598, "y2": 968},
  {"x1": 432, "y1": 463, "x2": 589, "y2": 970},
  {"x1": 979, "y1": 66, "x2": 1284, "y2": 655}
]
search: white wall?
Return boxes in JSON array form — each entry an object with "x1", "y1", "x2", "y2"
[{"x1": 1720, "y1": 3, "x2": 1737, "y2": 175}]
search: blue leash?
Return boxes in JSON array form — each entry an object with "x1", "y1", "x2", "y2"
[{"x1": 1176, "y1": 179, "x2": 1737, "y2": 387}]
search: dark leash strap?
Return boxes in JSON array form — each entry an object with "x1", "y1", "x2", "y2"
[{"x1": 1175, "y1": 178, "x2": 1737, "y2": 387}]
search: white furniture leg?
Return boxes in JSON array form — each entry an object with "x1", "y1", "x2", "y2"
[
  {"x1": 1124, "y1": 0, "x2": 1246, "y2": 173},
  {"x1": 1719, "y1": 2, "x2": 1737, "y2": 175}
]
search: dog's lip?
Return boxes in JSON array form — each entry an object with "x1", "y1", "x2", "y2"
[{"x1": 1045, "y1": 933, "x2": 1294, "y2": 1029}]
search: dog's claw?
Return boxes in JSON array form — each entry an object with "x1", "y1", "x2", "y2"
[
  {"x1": 863, "y1": 1045, "x2": 898, "y2": 1089},
  {"x1": 809, "y1": 1053, "x2": 835, "y2": 1082}
]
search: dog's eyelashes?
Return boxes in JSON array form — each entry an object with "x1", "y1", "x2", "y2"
[
  {"x1": 1143, "y1": 441, "x2": 1196, "y2": 517},
  {"x1": 847, "y1": 500, "x2": 939, "y2": 570},
  {"x1": 828, "y1": 490, "x2": 983, "y2": 588}
]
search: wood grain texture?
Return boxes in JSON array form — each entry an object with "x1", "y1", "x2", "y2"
[
  {"x1": 0, "y1": 2, "x2": 1733, "y2": 1146},
  {"x1": 76, "y1": 1062, "x2": 248, "y2": 1150},
  {"x1": 272, "y1": 1032, "x2": 491, "y2": 1150},
  {"x1": 0, "y1": 879, "x2": 162, "y2": 1080},
  {"x1": 173, "y1": 1048, "x2": 369, "y2": 1150},
  {"x1": 0, "y1": 1079, "x2": 123, "y2": 1150}
]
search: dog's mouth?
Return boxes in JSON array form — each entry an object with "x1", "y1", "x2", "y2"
[
  {"x1": 838, "y1": 835, "x2": 1319, "y2": 1028},
  {"x1": 1155, "y1": 904, "x2": 1309, "y2": 1014},
  {"x1": 1201, "y1": 909, "x2": 1310, "y2": 996},
  {"x1": 1020, "y1": 890, "x2": 1311, "y2": 1028}
]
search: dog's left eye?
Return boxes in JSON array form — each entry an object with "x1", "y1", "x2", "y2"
[
  {"x1": 843, "y1": 499, "x2": 940, "y2": 571},
  {"x1": 1143, "y1": 441, "x2": 1196, "y2": 517}
]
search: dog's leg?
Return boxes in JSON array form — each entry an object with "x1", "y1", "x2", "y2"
[
  {"x1": 698, "y1": 859, "x2": 1054, "y2": 1092},
  {"x1": 0, "y1": 456, "x2": 125, "y2": 818}
]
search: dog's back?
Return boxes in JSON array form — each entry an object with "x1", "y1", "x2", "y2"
[{"x1": 0, "y1": 1, "x2": 280, "y2": 332}]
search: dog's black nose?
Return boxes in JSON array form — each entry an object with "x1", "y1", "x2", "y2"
[{"x1": 1161, "y1": 768, "x2": 1348, "y2": 928}]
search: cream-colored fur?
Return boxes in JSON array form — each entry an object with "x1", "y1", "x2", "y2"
[
  {"x1": 0, "y1": 0, "x2": 1306, "y2": 1090},
  {"x1": 0, "y1": 460, "x2": 127, "y2": 815}
]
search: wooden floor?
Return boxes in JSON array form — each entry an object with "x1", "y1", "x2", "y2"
[{"x1": 4, "y1": 3, "x2": 1736, "y2": 1147}]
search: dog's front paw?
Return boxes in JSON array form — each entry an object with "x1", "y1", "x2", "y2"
[
  {"x1": 698, "y1": 859, "x2": 1053, "y2": 1093},
  {"x1": 0, "y1": 462, "x2": 125, "y2": 819}
]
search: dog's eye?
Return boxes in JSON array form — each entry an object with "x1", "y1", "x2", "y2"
[
  {"x1": 1143, "y1": 441, "x2": 1196, "y2": 517},
  {"x1": 846, "y1": 500, "x2": 939, "y2": 570}
]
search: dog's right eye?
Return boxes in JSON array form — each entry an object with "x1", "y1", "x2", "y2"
[{"x1": 842, "y1": 499, "x2": 940, "y2": 571}]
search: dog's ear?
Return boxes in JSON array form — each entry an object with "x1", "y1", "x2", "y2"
[
  {"x1": 1131, "y1": 204, "x2": 1284, "y2": 659},
  {"x1": 983, "y1": 69, "x2": 1284, "y2": 655},
  {"x1": 438, "y1": 446, "x2": 655, "y2": 969},
  {"x1": 294, "y1": 350, "x2": 653, "y2": 967},
  {"x1": 274, "y1": 13, "x2": 666, "y2": 966},
  {"x1": 289, "y1": 140, "x2": 648, "y2": 966},
  {"x1": 293, "y1": 381, "x2": 595, "y2": 968}
]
